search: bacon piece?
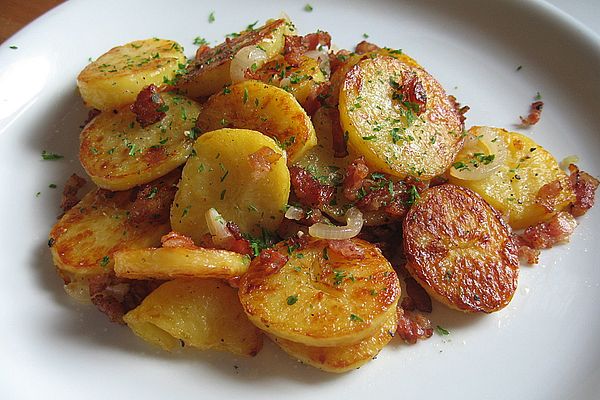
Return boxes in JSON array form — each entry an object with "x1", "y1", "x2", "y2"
[
  {"x1": 328, "y1": 49, "x2": 352, "y2": 75},
  {"x1": 447, "y1": 95, "x2": 469, "y2": 127},
  {"x1": 404, "y1": 277, "x2": 432, "y2": 313},
  {"x1": 518, "y1": 211, "x2": 577, "y2": 251},
  {"x1": 195, "y1": 44, "x2": 210, "y2": 59},
  {"x1": 326, "y1": 239, "x2": 365, "y2": 259},
  {"x1": 251, "y1": 248, "x2": 288, "y2": 276},
  {"x1": 289, "y1": 166, "x2": 336, "y2": 208},
  {"x1": 283, "y1": 32, "x2": 331, "y2": 66},
  {"x1": 130, "y1": 84, "x2": 166, "y2": 128},
  {"x1": 224, "y1": 221, "x2": 253, "y2": 256},
  {"x1": 396, "y1": 306, "x2": 433, "y2": 344},
  {"x1": 129, "y1": 181, "x2": 177, "y2": 224},
  {"x1": 89, "y1": 273, "x2": 162, "y2": 324},
  {"x1": 535, "y1": 179, "x2": 563, "y2": 213},
  {"x1": 248, "y1": 146, "x2": 282, "y2": 180},
  {"x1": 568, "y1": 164, "x2": 599, "y2": 217},
  {"x1": 60, "y1": 173, "x2": 87, "y2": 213},
  {"x1": 398, "y1": 74, "x2": 427, "y2": 115},
  {"x1": 513, "y1": 234, "x2": 541, "y2": 265},
  {"x1": 161, "y1": 231, "x2": 198, "y2": 250},
  {"x1": 520, "y1": 100, "x2": 544, "y2": 126},
  {"x1": 355, "y1": 40, "x2": 380, "y2": 55},
  {"x1": 303, "y1": 82, "x2": 331, "y2": 116},
  {"x1": 343, "y1": 157, "x2": 370, "y2": 201},
  {"x1": 331, "y1": 111, "x2": 349, "y2": 157}
]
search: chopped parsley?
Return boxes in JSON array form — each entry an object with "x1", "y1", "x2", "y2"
[
  {"x1": 349, "y1": 314, "x2": 364, "y2": 322},
  {"x1": 41, "y1": 151, "x2": 64, "y2": 160},
  {"x1": 436, "y1": 325, "x2": 450, "y2": 335},
  {"x1": 208, "y1": 11, "x2": 215, "y2": 23},
  {"x1": 99, "y1": 256, "x2": 110, "y2": 267},
  {"x1": 304, "y1": 4, "x2": 313, "y2": 12},
  {"x1": 146, "y1": 187, "x2": 158, "y2": 199},
  {"x1": 286, "y1": 295, "x2": 298, "y2": 305},
  {"x1": 9, "y1": 45, "x2": 18, "y2": 50},
  {"x1": 193, "y1": 37, "x2": 209, "y2": 46}
]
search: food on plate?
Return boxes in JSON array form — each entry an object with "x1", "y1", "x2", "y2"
[
  {"x1": 170, "y1": 128, "x2": 289, "y2": 242},
  {"x1": 448, "y1": 126, "x2": 575, "y2": 229},
  {"x1": 77, "y1": 38, "x2": 186, "y2": 111},
  {"x1": 403, "y1": 184, "x2": 519, "y2": 313},
  {"x1": 80, "y1": 90, "x2": 202, "y2": 190},
  {"x1": 48, "y1": 16, "x2": 598, "y2": 372},
  {"x1": 195, "y1": 80, "x2": 317, "y2": 163},
  {"x1": 124, "y1": 278, "x2": 262, "y2": 356}
]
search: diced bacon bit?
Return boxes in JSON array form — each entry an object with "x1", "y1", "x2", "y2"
[
  {"x1": 429, "y1": 175, "x2": 449, "y2": 187},
  {"x1": 223, "y1": 221, "x2": 253, "y2": 256},
  {"x1": 161, "y1": 231, "x2": 199, "y2": 250},
  {"x1": 283, "y1": 32, "x2": 331, "y2": 66},
  {"x1": 343, "y1": 157, "x2": 370, "y2": 201},
  {"x1": 195, "y1": 44, "x2": 210, "y2": 59},
  {"x1": 129, "y1": 181, "x2": 177, "y2": 224},
  {"x1": 328, "y1": 49, "x2": 352, "y2": 75},
  {"x1": 447, "y1": 95, "x2": 469, "y2": 127},
  {"x1": 60, "y1": 173, "x2": 87, "y2": 213},
  {"x1": 286, "y1": 232, "x2": 310, "y2": 252},
  {"x1": 251, "y1": 248, "x2": 289, "y2": 277},
  {"x1": 303, "y1": 82, "x2": 331, "y2": 116},
  {"x1": 535, "y1": 179, "x2": 563, "y2": 213},
  {"x1": 89, "y1": 273, "x2": 162, "y2": 324},
  {"x1": 520, "y1": 100, "x2": 544, "y2": 127},
  {"x1": 248, "y1": 146, "x2": 282, "y2": 180},
  {"x1": 326, "y1": 239, "x2": 365, "y2": 259},
  {"x1": 331, "y1": 110, "x2": 349, "y2": 158},
  {"x1": 396, "y1": 306, "x2": 433, "y2": 344},
  {"x1": 568, "y1": 164, "x2": 599, "y2": 217},
  {"x1": 289, "y1": 166, "x2": 336, "y2": 208},
  {"x1": 404, "y1": 277, "x2": 432, "y2": 313},
  {"x1": 397, "y1": 74, "x2": 427, "y2": 115},
  {"x1": 513, "y1": 234, "x2": 541, "y2": 265},
  {"x1": 358, "y1": 224, "x2": 404, "y2": 265},
  {"x1": 518, "y1": 211, "x2": 577, "y2": 252},
  {"x1": 130, "y1": 84, "x2": 167, "y2": 128},
  {"x1": 355, "y1": 40, "x2": 380, "y2": 55},
  {"x1": 80, "y1": 108, "x2": 101, "y2": 128}
]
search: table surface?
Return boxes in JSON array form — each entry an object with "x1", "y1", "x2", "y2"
[{"x1": 1, "y1": 0, "x2": 598, "y2": 45}]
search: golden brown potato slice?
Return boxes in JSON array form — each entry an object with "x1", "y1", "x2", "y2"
[
  {"x1": 80, "y1": 92, "x2": 202, "y2": 191},
  {"x1": 176, "y1": 19, "x2": 293, "y2": 98},
  {"x1": 448, "y1": 126, "x2": 575, "y2": 229},
  {"x1": 114, "y1": 247, "x2": 250, "y2": 280},
  {"x1": 195, "y1": 80, "x2": 317, "y2": 163},
  {"x1": 403, "y1": 184, "x2": 519, "y2": 313},
  {"x1": 123, "y1": 278, "x2": 262, "y2": 356},
  {"x1": 77, "y1": 38, "x2": 185, "y2": 110},
  {"x1": 170, "y1": 128, "x2": 289, "y2": 243},
  {"x1": 339, "y1": 55, "x2": 464, "y2": 179},
  {"x1": 49, "y1": 170, "x2": 180, "y2": 281},
  {"x1": 269, "y1": 304, "x2": 398, "y2": 373},
  {"x1": 238, "y1": 238, "x2": 400, "y2": 347}
]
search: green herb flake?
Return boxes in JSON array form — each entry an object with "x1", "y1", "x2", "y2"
[
  {"x1": 286, "y1": 295, "x2": 299, "y2": 305},
  {"x1": 99, "y1": 256, "x2": 110, "y2": 267},
  {"x1": 243, "y1": 87, "x2": 249, "y2": 104},
  {"x1": 436, "y1": 325, "x2": 450, "y2": 335},
  {"x1": 193, "y1": 37, "x2": 209, "y2": 46},
  {"x1": 304, "y1": 4, "x2": 313, "y2": 12},
  {"x1": 322, "y1": 247, "x2": 329, "y2": 260},
  {"x1": 208, "y1": 11, "x2": 215, "y2": 23},
  {"x1": 362, "y1": 135, "x2": 377, "y2": 141},
  {"x1": 41, "y1": 151, "x2": 64, "y2": 160},
  {"x1": 48, "y1": 184, "x2": 57, "y2": 189},
  {"x1": 349, "y1": 314, "x2": 364, "y2": 322},
  {"x1": 9, "y1": 45, "x2": 18, "y2": 49},
  {"x1": 220, "y1": 189, "x2": 226, "y2": 200},
  {"x1": 363, "y1": 33, "x2": 369, "y2": 38},
  {"x1": 146, "y1": 187, "x2": 158, "y2": 199}
]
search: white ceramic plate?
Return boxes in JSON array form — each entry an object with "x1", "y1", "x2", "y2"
[{"x1": 1, "y1": 1, "x2": 599, "y2": 399}]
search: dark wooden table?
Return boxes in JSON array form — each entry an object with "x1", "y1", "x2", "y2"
[{"x1": 1, "y1": 0, "x2": 65, "y2": 44}]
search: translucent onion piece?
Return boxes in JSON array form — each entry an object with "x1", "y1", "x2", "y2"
[
  {"x1": 450, "y1": 126, "x2": 508, "y2": 181},
  {"x1": 285, "y1": 205, "x2": 304, "y2": 221},
  {"x1": 230, "y1": 46, "x2": 267, "y2": 83},
  {"x1": 560, "y1": 155, "x2": 579, "y2": 170},
  {"x1": 308, "y1": 207, "x2": 363, "y2": 240},
  {"x1": 205, "y1": 208, "x2": 232, "y2": 244},
  {"x1": 64, "y1": 281, "x2": 92, "y2": 304},
  {"x1": 304, "y1": 49, "x2": 331, "y2": 78}
]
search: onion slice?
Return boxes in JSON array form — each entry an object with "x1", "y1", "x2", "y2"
[
  {"x1": 308, "y1": 207, "x2": 363, "y2": 240},
  {"x1": 230, "y1": 45, "x2": 267, "y2": 83},
  {"x1": 304, "y1": 49, "x2": 331, "y2": 78},
  {"x1": 284, "y1": 205, "x2": 304, "y2": 221},
  {"x1": 449, "y1": 126, "x2": 508, "y2": 181},
  {"x1": 205, "y1": 208, "x2": 232, "y2": 245}
]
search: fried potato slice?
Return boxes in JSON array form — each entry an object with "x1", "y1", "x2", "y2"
[
  {"x1": 49, "y1": 170, "x2": 180, "y2": 281},
  {"x1": 114, "y1": 247, "x2": 250, "y2": 280},
  {"x1": 403, "y1": 184, "x2": 519, "y2": 313},
  {"x1": 195, "y1": 80, "x2": 317, "y2": 163},
  {"x1": 339, "y1": 55, "x2": 464, "y2": 179},
  {"x1": 269, "y1": 304, "x2": 398, "y2": 373},
  {"x1": 171, "y1": 128, "x2": 289, "y2": 243},
  {"x1": 77, "y1": 39, "x2": 185, "y2": 110},
  {"x1": 176, "y1": 19, "x2": 293, "y2": 98},
  {"x1": 123, "y1": 278, "x2": 262, "y2": 356},
  {"x1": 80, "y1": 92, "x2": 202, "y2": 191},
  {"x1": 448, "y1": 126, "x2": 576, "y2": 229},
  {"x1": 238, "y1": 238, "x2": 400, "y2": 347}
]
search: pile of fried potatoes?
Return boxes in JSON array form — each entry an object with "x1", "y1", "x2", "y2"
[{"x1": 49, "y1": 17, "x2": 584, "y2": 373}]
